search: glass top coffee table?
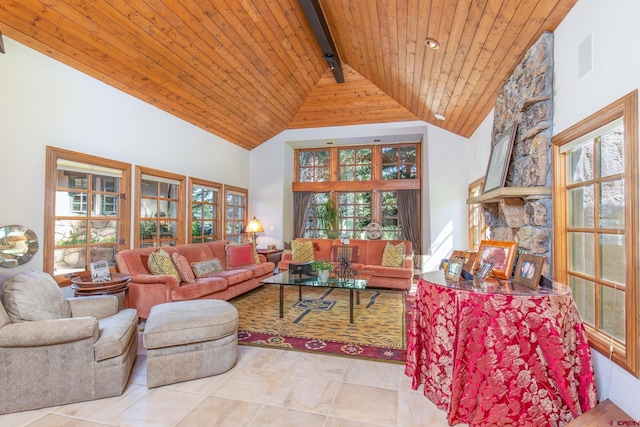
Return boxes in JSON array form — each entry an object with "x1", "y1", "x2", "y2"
[{"x1": 260, "y1": 270, "x2": 374, "y2": 323}]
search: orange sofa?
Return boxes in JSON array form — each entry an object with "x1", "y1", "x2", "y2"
[
  {"x1": 115, "y1": 241, "x2": 274, "y2": 318},
  {"x1": 278, "y1": 238, "x2": 414, "y2": 291}
]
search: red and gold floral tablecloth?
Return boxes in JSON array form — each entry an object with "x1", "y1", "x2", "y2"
[{"x1": 405, "y1": 273, "x2": 597, "y2": 427}]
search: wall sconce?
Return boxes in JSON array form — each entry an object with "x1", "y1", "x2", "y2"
[
  {"x1": 324, "y1": 53, "x2": 335, "y2": 70},
  {"x1": 245, "y1": 217, "x2": 264, "y2": 242}
]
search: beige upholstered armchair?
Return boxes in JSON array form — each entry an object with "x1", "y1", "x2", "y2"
[{"x1": 0, "y1": 271, "x2": 138, "y2": 414}]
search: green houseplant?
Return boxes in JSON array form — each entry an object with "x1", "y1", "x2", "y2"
[
  {"x1": 311, "y1": 260, "x2": 333, "y2": 282},
  {"x1": 317, "y1": 199, "x2": 339, "y2": 239}
]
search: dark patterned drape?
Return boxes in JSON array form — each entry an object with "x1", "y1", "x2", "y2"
[
  {"x1": 398, "y1": 189, "x2": 421, "y2": 257},
  {"x1": 293, "y1": 192, "x2": 313, "y2": 239}
]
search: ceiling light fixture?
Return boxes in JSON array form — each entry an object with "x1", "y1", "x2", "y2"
[
  {"x1": 434, "y1": 113, "x2": 445, "y2": 121},
  {"x1": 424, "y1": 38, "x2": 440, "y2": 50},
  {"x1": 324, "y1": 53, "x2": 335, "y2": 70}
]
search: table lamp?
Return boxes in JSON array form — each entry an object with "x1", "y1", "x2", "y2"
[{"x1": 245, "y1": 217, "x2": 264, "y2": 242}]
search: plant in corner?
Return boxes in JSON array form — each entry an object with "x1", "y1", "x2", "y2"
[{"x1": 317, "y1": 199, "x2": 339, "y2": 239}]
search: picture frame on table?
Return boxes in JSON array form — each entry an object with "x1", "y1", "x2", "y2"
[
  {"x1": 475, "y1": 260, "x2": 494, "y2": 282},
  {"x1": 513, "y1": 254, "x2": 545, "y2": 289},
  {"x1": 445, "y1": 258, "x2": 464, "y2": 281},
  {"x1": 477, "y1": 240, "x2": 517, "y2": 279},
  {"x1": 90, "y1": 260, "x2": 112, "y2": 282},
  {"x1": 483, "y1": 124, "x2": 518, "y2": 193}
]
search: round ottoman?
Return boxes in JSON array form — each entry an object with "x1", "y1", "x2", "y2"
[{"x1": 143, "y1": 299, "x2": 238, "y2": 388}]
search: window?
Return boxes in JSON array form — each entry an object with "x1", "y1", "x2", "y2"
[
  {"x1": 304, "y1": 193, "x2": 329, "y2": 238},
  {"x1": 44, "y1": 147, "x2": 131, "y2": 281},
  {"x1": 225, "y1": 186, "x2": 247, "y2": 243},
  {"x1": 189, "y1": 178, "x2": 222, "y2": 243},
  {"x1": 135, "y1": 167, "x2": 186, "y2": 248},
  {"x1": 552, "y1": 90, "x2": 638, "y2": 376},
  {"x1": 381, "y1": 190, "x2": 401, "y2": 240},
  {"x1": 382, "y1": 144, "x2": 417, "y2": 179},
  {"x1": 298, "y1": 149, "x2": 330, "y2": 182},
  {"x1": 339, "y1": 147, "x2": 372, "y2": 181},
  {"x1": 468, "y1": 178, "x2": 488, "y2": 250},
  {"x1": 338, "y1": 192, "x2": 372, "y2": 238}
]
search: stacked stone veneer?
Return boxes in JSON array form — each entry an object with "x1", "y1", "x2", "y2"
[{"x1": 483, "y1": 32, "x2": 553, "y2": 276}]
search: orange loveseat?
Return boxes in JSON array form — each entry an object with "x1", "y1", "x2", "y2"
[
  {"x1": 278, "y1": 238, "x2": 414, "y2": 291},
  {"x1": 115, "y1": 241, "x2": 274, "y2": 318}
]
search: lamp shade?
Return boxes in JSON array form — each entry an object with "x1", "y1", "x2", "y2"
[{"x1": 245, "y1": 217, "x2": 264, "y2": 233}]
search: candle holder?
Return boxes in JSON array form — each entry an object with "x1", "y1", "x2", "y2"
[{"x1": 334, "y1": 240, "x2": 356, "y2": 279}]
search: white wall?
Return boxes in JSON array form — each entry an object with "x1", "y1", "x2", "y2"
[
  {"x1": 467, "y1": 111, "x2": 494, "y2": 183},
  {"x1": 553, "y1": 0, "x2": 640, "y2": 417},
  {"x1": 250, "y1": 121, "x2": 471, "y2": 268},
  {"x1": 0, "y1": 37, "x2": 250, "y2": 272}
]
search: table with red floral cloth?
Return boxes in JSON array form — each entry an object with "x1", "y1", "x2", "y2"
[{"x1": 405, "y1": 271, "x2": 597, "y2": 427}]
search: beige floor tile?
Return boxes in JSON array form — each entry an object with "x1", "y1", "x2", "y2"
[
  {"x1": 21, "y1": 413, "x2": 101, "y2": 426},
  {"x1": 210, "y1": 367, "x2": 283, "y2": 405},
  {"x1": 343, "y1": 358, "x2": 404, "y2": 390},
  {"x1": 329, "y1": 383, "x2": 398, "y2": 426},
  {"x1": 106, "y1": 388, "x2": 207, "y2": 427},
  {"x1": 249, "y1": 405, "x2": 326, "y2": 427},
  {"x1": 176, "y1": 396, "x2": 263, "y2": 427},
  {"x1": 324, "y1": 416, "x2": 391, "y2": 427},
  {"x1": 397, "y1": 389, "x2": 463, "y2": 427},
  {"x1": 0, "y1": 410, "x2": 48, "y2": 427},
  {"x1": 248, "y1": 347, "x2": 350, "y2": 381},
  {"x1": 53, "y1": 384, "x2": 149, "y2": 422},
  {"x1": 269, "y1": 373, "x2": 341, "y2": 414}
]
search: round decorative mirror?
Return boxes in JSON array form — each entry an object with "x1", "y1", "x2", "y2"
[{"x1": 0, "y1": 225, "x2": 38, "y2": 268}]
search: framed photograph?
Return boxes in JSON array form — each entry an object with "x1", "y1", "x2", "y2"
[
  {"x1": 477, "y1": 240, "x2": 517, "y2": 279},
  {"x1": 450, "y1": 250, "x2": 478, "y2": 274},
  {"x1": 445, "y1": 258, "x2": 463, "y2": 281},
  {"x1": 483, "y1": 124, "x2": 518, "y2": 193},
  {"x1": 514, "y1": 254, "x2": 545, "y2": 289},
  {"x1": 476, "y1": 260, "x2": 494, "y2": 282},
  {"x1": 90, "y1": 260, "x2": 112, "y2": 282}
]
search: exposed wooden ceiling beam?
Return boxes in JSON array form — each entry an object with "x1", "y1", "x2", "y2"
[{"x1": 299, "y1": 0, "x2": 344, "y2": 83}]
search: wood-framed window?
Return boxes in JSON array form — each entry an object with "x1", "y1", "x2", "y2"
[
  {"x1": 297, "y1": 148, "x2": 330, "y2": 182},
  {"x1": 468, "y1": 178, "x2": 488, "y2": 250},
  {"x1": 338, "y1": 191, "x2": 372, "y2": 238},
  {"x1": 189, "y1": 178, "x2": 222, "y2": 243},
  {"x1": 381, "y1": 144, "x2": 418, "y2": 179},
  {"x1": 552, "y1": 90, "x2": 638, "y2": 376},
  {"x1": 224, "y1": 186, "x2": 248, "y2": 243},
  {"x1": 339, "y1": 147, "x2": 372, "y2": 181},
  {"x1": 381, "y1": 190, "x2": 401, "y2": 240},
  {"x1": 135, "y1": 166, "x2": 186, "y2": 248},
  {"x1": 304, "y1": 192, "x2": 329, "y2": 238},
  {"x1": 44, "y1": 147, "x2": 131, "y2": 282}
]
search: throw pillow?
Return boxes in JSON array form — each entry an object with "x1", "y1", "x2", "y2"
[
  {"x1": 226, "y1": 242, "x2": 255, "y2": 268},
  {"x1": 171, "y1": 253, "x2": 196, "y2": 283},
  {"x1": 2, "y1": 271, "x2": 71, "y2": 323},
  {"x1": 291, "y1": 240, "x2": 314, "y2": 263},
  {"x1": 190, "y1": 258, "x2": 223, "y2": 278},
  {"x1": 147, "y1": 248, "x2": 181, "y2": 282},
  {"x1": 381, "y1": 242, "x2": 406, "y2": 268}
]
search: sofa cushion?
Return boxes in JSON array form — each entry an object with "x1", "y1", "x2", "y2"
[
  {"x1": 190, "y1": 258, "x2": 223, "y2": 278},
  {"x1": 238, "y1": 262, "x2": 275, "y2": 278},
  {"x1": 226, "y1": 243, "x2": 255, "y2": 268},
  {"x1": 363, "y1": 264, "x2": 414, "y2": 279},
  {"x1": 148, "y1": 249, "x2": 181, "y2": 282},
  {"x1": 381, "y1": 242, "x2": 406, "y2": 267},
  {"x1": 2, "y1": 271, "x2": 71, "y2": 323},
  {"x1": 171, "y1": 277, "x2": 228, "y2": 301},
  {"x1": 95, "y1": 308, "x2": 138, "y2": 362},
  {"x1": 331, "y1": 245, "x2": 360, "y2": 263},
  {"x1": 209, "y1": 269, "x2": 253, "y2": 286},
  {"x1": 291, "y1": 240, "x2": 314, "y2": 263},
  {"x1": 172, "y1": 253, "x2": 196, "y2": 283}
]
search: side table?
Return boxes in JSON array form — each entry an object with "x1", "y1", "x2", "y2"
[
  {"x1": 257, "y1": 248, "x2": 284, "y2": 264},
  {"x1": 71, "y1": 272, "x2": 131, "y2": 310}
]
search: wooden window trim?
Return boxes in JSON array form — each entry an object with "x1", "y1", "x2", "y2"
[
  {"x1": 134, "y1": 166, "x2": 186, "y2": 248},
  {"x1": 188, "y1": 177, "x2": 222, "y2": 243},
  {"x1": 44, "y1": 146, "x2": 131, "y2": 285},
  {"x1": 552, "y1": 90, "x2": 638, "y2": 376},
  {"x1": 468, "y1": 177, "x2": 487, "y2": 251},
  {"x1": 223, "y1": 185, "x2": 248, "y2": 242}
]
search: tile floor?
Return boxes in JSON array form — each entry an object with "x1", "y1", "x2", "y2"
[{"x1": 0, "y1": 337, "x2": 464, "y2": 427}]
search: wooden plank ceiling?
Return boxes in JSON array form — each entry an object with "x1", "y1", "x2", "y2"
[{"x1": 0, "y1": 0, "x2": 576, "y2": 150}]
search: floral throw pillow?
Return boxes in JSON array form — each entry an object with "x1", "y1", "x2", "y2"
[
  {"x1": 381, "y1": 242, "x2": 405, "y2": 267},
  {"x1": 148, "y1": 248, "x2": 181, "y2": 282},
  {"x1": 291, "y1": 240, "x2": 314, "y2": 263}
]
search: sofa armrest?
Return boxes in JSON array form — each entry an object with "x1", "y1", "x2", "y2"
[
  {"x1": 0, "y1": 317, "x2": 98, "y2": 347},
  {"x1": 68, "y1": 295, "x2": 119, "y2": 319},
  {"x1": 131, "y1": 273, "x2": 180, "y2": 288},
  {"x1": 281, "y1": 252, "x2": 292, "y2": 262},
  {"x1": 402, "y1": 255, "x2": 414, "y2": 271}
]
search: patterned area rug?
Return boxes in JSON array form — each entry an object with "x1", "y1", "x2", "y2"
[{"x1": 230, "y1": 284, "x2": 413, "y2": 363}]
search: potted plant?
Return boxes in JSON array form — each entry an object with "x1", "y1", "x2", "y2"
[
  {"x1": 312, "y1": 260, "x2": 333, "y2": 282},
  {"x1": 317, "y1": 199, "x2": 339, "y2": 239}
]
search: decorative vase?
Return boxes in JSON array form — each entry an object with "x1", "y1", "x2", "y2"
[{"x1": 318, "y1": 270, "x2": 330, "y2": 282}]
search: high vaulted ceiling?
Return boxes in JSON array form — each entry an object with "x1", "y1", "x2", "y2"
[{"x1": 0, "y1": 0, "x2": 576, "y2": 150}]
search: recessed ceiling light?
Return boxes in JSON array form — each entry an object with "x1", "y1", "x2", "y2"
[
  {"x1": 326, "y1": 141, "x2": 334, "y2": 145},
  {"x1": 424, "y1": 38, "x2": 440, "y2": 50},
  {"x1": 374, "y1": 139, "x2": 381, "y2": 142},
  {"x1": 434, "y1": 113, "x2": 445, "y2": 121}
]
